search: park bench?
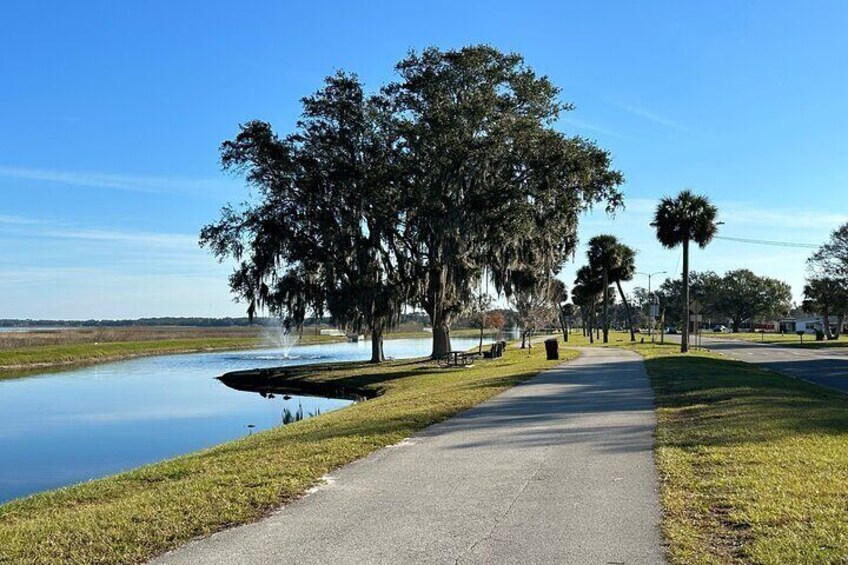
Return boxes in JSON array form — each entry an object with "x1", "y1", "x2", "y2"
[
  {"x1": 482, "y1": 341, "x2": 506, "y2": 359},
  {"x1": 438, "y1": 341, "x2": 507, "y2": 367}
]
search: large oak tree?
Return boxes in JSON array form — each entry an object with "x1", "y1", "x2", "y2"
[{"x1": 203, "y1": 46, "x2": 624, "y2": 360}]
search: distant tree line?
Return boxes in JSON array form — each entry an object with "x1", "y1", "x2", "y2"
[
  {"x1": 202, "y1": 45, "x2": 623, "y2": 362},
  {"x1": 804, "y1": 222, "x2": 848, "y2": 339},
  {"x1": 647, "y1": 269, "x2": 793, "y2": 332}
]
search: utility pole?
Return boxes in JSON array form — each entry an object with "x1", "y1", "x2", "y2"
[{"x1": 637, "y1": 271, "x2": 667, "y2": 340}]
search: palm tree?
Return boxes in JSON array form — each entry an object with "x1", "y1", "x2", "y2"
[
  {"x1": 651, "y1": 189, "x2": 719, "y2": 353},
  {"x1": 611, "y1": 242, "x2": 638, "y2": 342},
  {"x1": 573, "y1": 265, "x2": 606, "y2": 344},
  {"x1": 587, "y1": 235, "x2": 639, "y2": 342}
]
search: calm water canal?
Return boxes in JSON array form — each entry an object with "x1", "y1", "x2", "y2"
[{"x1": 0, "y1": 336, "x2": 483, "y2": 504}]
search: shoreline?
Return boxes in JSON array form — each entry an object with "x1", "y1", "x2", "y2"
[{"x1": 0, "y1": 329, "x2": 499, "y2": 380}]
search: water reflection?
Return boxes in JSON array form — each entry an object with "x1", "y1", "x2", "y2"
[{"x1": 0, "y1": 336, "x2": 484, "y2": 504}]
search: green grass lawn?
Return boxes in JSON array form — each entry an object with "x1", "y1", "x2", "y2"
[
  {"x1": 622, "y1": 341, "x2": 848, "y2": 564},
  {"x1": 710, "y1": 331, "x2": 848, "y2": 349},
  {"x1": 0, "y1": 343, "x2": 572, "y2": 565}
]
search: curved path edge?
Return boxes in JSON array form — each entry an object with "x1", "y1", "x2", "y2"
[{"x1": 153, "y1": 346, "x2": 666, "y2": 565}]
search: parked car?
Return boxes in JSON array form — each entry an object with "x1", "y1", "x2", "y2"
[
  {"x1": 665, "y1": 327, "x2": 678, "y2": 334},
  {"x1": 712, "y1": 325, "x2": 731, "y2": 333}
]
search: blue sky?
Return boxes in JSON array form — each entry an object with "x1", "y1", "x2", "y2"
[{"x1": 1, "y1": 0, "x2": 846, "y2": 319}]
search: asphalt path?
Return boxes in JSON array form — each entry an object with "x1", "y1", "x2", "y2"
[
  {"x1": 152, "y1": 347, "x2": 666, "y2": 565},
  {"x1": 673, "y1": 335, "x2": 848, "y2": 393}
]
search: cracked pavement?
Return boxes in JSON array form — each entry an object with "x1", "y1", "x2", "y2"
[{"x1": 152, "y1": 347, "x2": 666, "y2": 565}]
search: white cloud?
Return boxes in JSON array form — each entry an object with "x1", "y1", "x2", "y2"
[{"x1": 0, "y1": 165, "x2": 234, "y2": 195}]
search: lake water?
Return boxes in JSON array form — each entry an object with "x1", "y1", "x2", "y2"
[{"x1": 0, "y1": 336, "x2": 484, "y2": 505}]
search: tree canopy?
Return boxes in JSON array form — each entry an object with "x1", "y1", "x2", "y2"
[
  {"x1": 803, "y1": 277, "x2": 848, "y2": 338},
  {"x1": 201, "y1": 45, "x2": 624, "y2": 360},
  {"x1": 809, "y1": 222, "x2": 848, "y2": 280},
  {"x1": 586, "y1": 234, "x2": 637, "y2": 342},
  {"x1": 714, "y1": 269, "x2": 792, "y2": 332}
]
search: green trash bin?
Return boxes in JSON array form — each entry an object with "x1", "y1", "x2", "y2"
[{"x1": 544, "y1": 338, "x2": 559, "y2": 360}]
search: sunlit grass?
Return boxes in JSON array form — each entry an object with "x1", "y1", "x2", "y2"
[
  {"x1": 0, "y1": 343, "x2": 573, "y2": 564},
  {"x1": 622, "y1": 341, "x2": 848, "y2": 564},
  {"x1": 713, "y1": 331, "x2": 848, "y2": 349}
]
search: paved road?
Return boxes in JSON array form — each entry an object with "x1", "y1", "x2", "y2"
[
  {"x1": 677, "y1": 335, "x2": 848, "y2": 393},
  {"x1": 153, "y1": 347, "x2": 666, "y2": 565}
]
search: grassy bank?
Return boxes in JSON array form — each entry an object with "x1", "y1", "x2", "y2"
[
  {"x1": 624, "y1": 341, "x2": 848, "y2": 564},
  {"x1": 0, "y1": 337, "x2": 258, "y2": 372},
  {"x1": 0, "y1": 343, "x2": 573, "y2": 564}
]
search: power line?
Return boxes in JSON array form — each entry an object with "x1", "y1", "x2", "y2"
[{"x1": 714, "y1": 235, "x2": 819, "y2": 249}]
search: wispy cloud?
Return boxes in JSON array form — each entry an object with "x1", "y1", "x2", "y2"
[
  {"x1": 560, "y1": 116, "x2": 627, "y2": 139},
  {"x1": 0, "y1": 216, "x2": 198, "y2": 249},
  {"x1": 0, "y1": 166, "x2": 234, "y2": 195},
  {"x1": 34, "y1": 226, "x2": 198, "y2": 248},
  {"x1": 0, "y1": 214, "x2": 39, "y2": 225},
  {"x1": 613, "y1": 102, "x2": 690, "y2": 133}
]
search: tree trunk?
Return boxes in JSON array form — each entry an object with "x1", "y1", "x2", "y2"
[
  {"x1": 369, "y1": 330, "x2": 385, "y2": 363},
  {"x1": 835, "y1": 314, "x2": 844, "y2": 339},
  {"x1": 602, "y1": 269, "x2": 609, "y2": 343},
  {"x1": 559, "y1": 308, "x2": 568, "y2": 341},
  {"x1": 616, "y1": 280, "x2": 636, "y2": 342},
  {"x1": 822, "y1": 307, "x2": 832, "y2": 339},
  {"x1": 681, "y1": 237, "x2": 690, "y2": 353},
  {"x1": 431, "y1": 322, "x2": 451, "y2": 359},
  {"x1": 588, "y1": 302, "x2": 595, "y2": 344}
]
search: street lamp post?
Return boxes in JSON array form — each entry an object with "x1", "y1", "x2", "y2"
[{"x1": 637, "y1": 270, "x2": 667, "y2": 339}]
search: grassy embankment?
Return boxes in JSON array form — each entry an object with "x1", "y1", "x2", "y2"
[
  {"x1": 0, "y1": 342, "x2": 572, "y2": 565},
  {"x1": 611, "y1": 338, "x2": 848, "y2": 564}
]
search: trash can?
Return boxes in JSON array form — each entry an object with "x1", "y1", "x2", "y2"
[{"x1": 544, "y1": 338, "x2": 559, "y2": 360}]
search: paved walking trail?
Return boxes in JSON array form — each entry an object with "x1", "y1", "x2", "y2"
[{"x1": 153, "y1": 347, "x2": 666, "y2": 565}]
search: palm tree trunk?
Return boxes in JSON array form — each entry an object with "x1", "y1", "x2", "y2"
[
  {"x1": 602, "y1": 269, "x2": 609, "y2": 343},
  {"x1": 681, "y1": 237, "x2": 690, "y2": 353},
  {"x1": 559, "y1": 308, "x2": 568, "y2": 342},
  {"x1": 616, "y1": 280, "x2": 636, "y2": 342},
  {"x1": 589, "y1": 302, "x2": 595, "y2": 344}
]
